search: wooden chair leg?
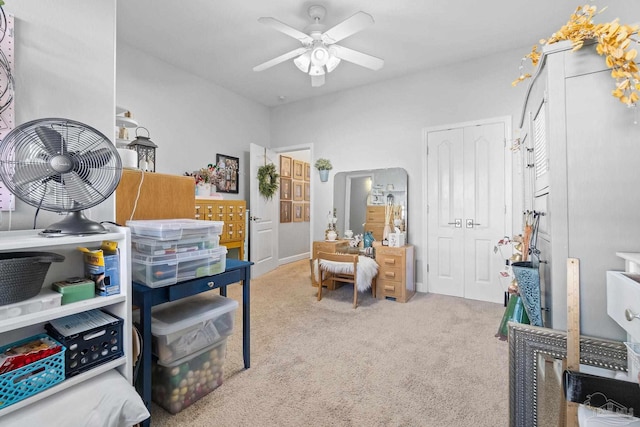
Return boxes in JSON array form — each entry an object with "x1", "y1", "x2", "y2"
[
  {"x1": 353, "y1": 283, "x2": 358, "y2": 309},
  {"x1": 317, "y1": 271, "x2": 324, "y2": 301}
]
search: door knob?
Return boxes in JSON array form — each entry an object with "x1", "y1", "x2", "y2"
[
  {"x1": 466, "y1": 219, "x2": 481, "y2": 228},
  {"x1": 625, "y1": 308, "x2": 640, "y2": 322},
  {"x1": 447, "y1": 219, "x2": 462, "y2": 228},
  {"x1": 249, "y1": 216, "x2": 261, "y2": 222}
]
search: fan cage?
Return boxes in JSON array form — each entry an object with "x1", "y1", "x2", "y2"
[{"x1": 0, "y1": 118, "x2": 122, "y2": 212}]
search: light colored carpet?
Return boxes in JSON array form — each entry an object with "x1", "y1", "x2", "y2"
[{"x1": 148, "y1": 259, "x2": 509, "y2": 427}]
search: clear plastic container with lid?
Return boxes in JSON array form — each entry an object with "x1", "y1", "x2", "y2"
[
  {"x1": 126, "y1": 219, "x2": 223, "y2": 240},
  {"x1": 131, "y1": 246, "x2": 227, "y2": 288},
  {"x1": 132, "y1": 234, "x2": 220, "y2": 256},
  {"x1": 144, "y1": 293, "x2": 238, "y2": 364}
]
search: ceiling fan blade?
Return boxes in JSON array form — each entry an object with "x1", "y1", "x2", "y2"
[
  {"x1": 331, "y1": 44, "x2": 384, "y2": 70},
  {"x1": 258, "y1": 17, "x2": 313, "y2": 44},
  {"x1": 311, "y1": 74, "x2": 325, "y2": 87},
  {"x1": 12, "y1": 162, "x2": 54, "y2": 187},
  {"x1": 35, "y1": 126, "x2": 67, "y2": 156},
  {"x1": 254, "y1": 47, "x2": 309, "y2": 72},
  {"x1": 321, "y1": 11, "x2": 374, "y2": 44}
]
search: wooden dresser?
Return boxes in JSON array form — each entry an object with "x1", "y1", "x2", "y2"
[
  {"x1": 311, "y1": 240, "x2": 349, "y2": 289},
  {"x1": 364, "y1": 205, "x2": 386, "y2": 241},
  {"x1": 195, "y1": 199, "x2": 246, "y2": 260},
  {"x1": 375, "y1": 245, "x2": 415, "y2": 303}
]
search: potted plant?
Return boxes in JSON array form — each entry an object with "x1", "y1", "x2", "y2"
[{"x1": 314, "y1": 158, "x2": 332, "y2": 182}]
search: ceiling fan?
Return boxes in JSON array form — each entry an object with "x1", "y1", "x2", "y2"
[{"x1": 253, "y1": 5, "x2": 384, "y2": 87}]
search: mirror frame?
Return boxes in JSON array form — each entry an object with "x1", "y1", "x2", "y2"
[{"x1": 508, "y1": 323, "x2": 628, "y2": 427}]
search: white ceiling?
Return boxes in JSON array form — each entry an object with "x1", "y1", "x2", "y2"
[{"x1": 117, "y1": 0, "x2": 640, "y2": 107}]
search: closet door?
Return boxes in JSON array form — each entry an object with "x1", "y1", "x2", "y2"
[{"x1": 427, "y1": 120, "x2": 507, "y2": 303}]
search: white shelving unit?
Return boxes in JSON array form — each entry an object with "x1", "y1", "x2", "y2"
[{"x1": 0, "y1": 226, "x2": 132, "y2": 418}]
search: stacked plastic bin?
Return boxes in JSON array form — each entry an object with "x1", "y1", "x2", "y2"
[
  {"x1": 126, "y1": 219, "x2": 236, "y2": 414},
  {"x1": 141, "y1": 293, "x2": 238, "y2": 414},
  {"x1": 126, "y1": 219, "x2": 227, "y2": 288}
]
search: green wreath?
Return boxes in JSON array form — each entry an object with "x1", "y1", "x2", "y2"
[{"x1": 257, "y1": 163, "x2": 280, "y2": 199}]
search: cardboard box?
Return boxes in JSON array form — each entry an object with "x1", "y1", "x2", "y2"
[{"x1": 78, "y1": 241, "x2": 120, "y2": 296}]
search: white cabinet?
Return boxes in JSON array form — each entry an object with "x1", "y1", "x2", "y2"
[
  {"x1": 519, "y1": 40, "x2": 640, "y2": 339},
  {"x1": 0, "y1": 227, "x2": 132, "y2": 418}
]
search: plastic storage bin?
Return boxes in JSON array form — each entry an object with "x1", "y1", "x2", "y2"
[
  {"x1": 132, "y1": 246, "x2": 227, "y2": 288},
  {"x1": 132, "y1": 234, "x2": 220, "y2": 256},
  {"x1": 151, "y1": 339, "x2": 227, "y2": 414},
  {"x1": 0, "y1": 333, "x2": 66, "y2": 409},
  {"x1": 126, "y1": 219, "x2": 223, "y2": 240},
  {"x1": 144, "y1": 293, "x2": 238, "y2": 364},
  {"x1": 0, "y1": 289, "x2": 62, "y2": 320}
]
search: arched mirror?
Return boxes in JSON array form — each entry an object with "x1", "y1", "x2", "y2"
[{"x1": 333, "y1": 167, "x2": 408, "y2": 242}]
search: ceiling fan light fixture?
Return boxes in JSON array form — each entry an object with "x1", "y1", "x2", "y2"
[
  {"x1": 325, "y1": 53, "x2": 341, "y2": 73},
  {"x1": 294, "y1": 51, "x2": 311, "y2": 73},
  {"x1": 310, "y1": 44, "x2": 329, "y2": 66},
  {"x1": 309, "y1": 64, "x2": 325, "y2": 76}
]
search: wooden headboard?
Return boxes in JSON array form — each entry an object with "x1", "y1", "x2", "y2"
[{"x1": 115, "y1": 169, "x2": 195, "y2": 225}]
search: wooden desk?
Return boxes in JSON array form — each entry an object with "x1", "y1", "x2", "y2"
[{"x1": 132, "y1": 259, "x2": 252, "y2": 427}]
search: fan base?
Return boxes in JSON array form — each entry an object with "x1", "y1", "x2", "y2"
[{"x1": 40, "y1": 211, "x2": 108, "y2": 236}]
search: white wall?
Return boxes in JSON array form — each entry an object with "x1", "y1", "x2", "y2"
[
  {"x1": 1, "y1": 0, "x2": 116, "y2": 231},
  {"x1": 270, "y1": 47, "x2": 528, "y2": 285},
  {"x1": 116, "y1": 44, "x2": 271, "y2": 202}
]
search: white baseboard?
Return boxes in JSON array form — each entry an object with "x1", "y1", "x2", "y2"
[
  {"x1": 279, "y1": 253, "x2": 310, "y2": 266},
  {"x1": 416, "y1": 281, "x2": 427, "y2": 293}
]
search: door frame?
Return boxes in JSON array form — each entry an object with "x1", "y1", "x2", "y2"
[
  {"x1": 273, "y1": 142, "x2": 314, "y2": 264},
  {"x1": 421, "y1": 116, "x2": 512, "y2": 295}
]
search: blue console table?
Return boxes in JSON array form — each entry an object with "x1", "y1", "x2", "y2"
[{"x1": 132, "y1": 259, "x2": 252, "y2": 426}]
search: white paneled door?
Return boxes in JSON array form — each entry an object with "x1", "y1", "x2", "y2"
[
  {"x1": 249, "y1": 143, "x2": 279, "y2": 278},
  {"x1": 427, "y1": 120, "x2": 508, "y2": 303}
]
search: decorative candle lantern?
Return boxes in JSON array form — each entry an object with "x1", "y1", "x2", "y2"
[{"x1": 128, "y1": 127, "x2": 157, "y2": 172}]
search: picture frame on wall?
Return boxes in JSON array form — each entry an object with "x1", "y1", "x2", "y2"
[
  {"x1": 304, "y1": 203, "x2": 310, "y2": 222},
  {"x1": 280, "y1": 155, "x2": 292, "y2": 178},
  {"x1": 215, "y1": 154, "x2": 239, "y2": 194},
  {"x1": 280, "y1": 177, "x2": 292, "y2": 200},
  {"x1": 293, "y1": 181, "x2": 303, "y2": 201},
  {"x1": 293, "y1": 160, "x2": 304, "y2": 180},
  {"x1": 280, "y1": 201, "x2": 292, "y2": 223},
  {"x1": 304, "y1": 182, "x2": 310, "y2": 201},
  {"x1": 293, "y1": 202, "x2": 304, "y2": 222},
  {"x1": 304, "y1": 162, "x2": 310, "y2": 182}
]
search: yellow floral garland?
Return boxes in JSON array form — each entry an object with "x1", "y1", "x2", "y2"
[{"x1": 513, "y1": 4, "x2": 640, "y2": 106}]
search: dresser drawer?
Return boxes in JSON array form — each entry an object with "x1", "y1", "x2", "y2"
[
  {"x1": 379, "y1": 265, "x2": 402, "y2": 283},
  {"x1": 607, "y1": 271, "x2": 640, "y2": 340},
  {"x1": 365, "y1": 207, "x2": 385, "y2": 222},
  {"x1": 377, "y1": 279, "x2": 402, "y2": 299}
]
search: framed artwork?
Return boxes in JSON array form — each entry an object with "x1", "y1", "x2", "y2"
[
  {"x1": 280, "y1": 201, "x2": 292, "y2": 223},
  {"x1": 215, "y1": 154, "x2": 239, "y2": 194},
  {"x1": 304, "y1": 182, "x2": 310, "y2": 201},
  {"x1": 293, "y1": 160, "x2": 304, "y2": 180},
  {"x1": 293, "y1": 202, "x2": 304, "y2": 222},
  {"x1": 280, "y1": 177, "x2": 292, "y2": 200},
  {"x1": 304, "y1": 162, "x2": 310, "y2": 182},
  {"x1": 293, "y1": 181, "x2": 304, "y2": 201},
  {"x1": 280, "y1": 155, "x2": 291, "y2": 178},
  {"x1": 304, "y1": 203, "x2": 310, "y2": 222}
]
